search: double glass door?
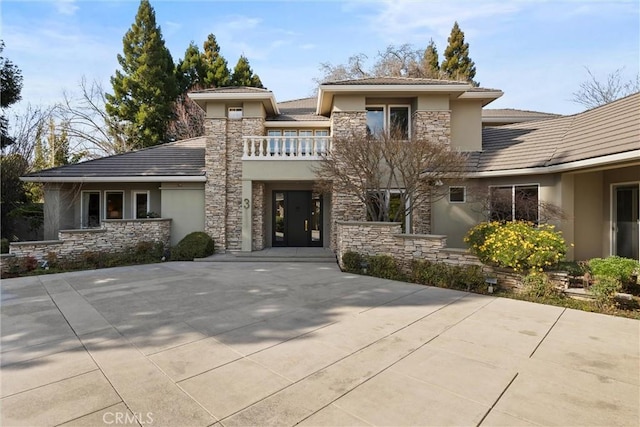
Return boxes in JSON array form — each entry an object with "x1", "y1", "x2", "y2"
[{"x1": 273, "y1": 191, "x2": 322, "y2": 247}]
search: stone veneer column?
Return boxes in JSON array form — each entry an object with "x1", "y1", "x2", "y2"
[
  {"x1": 204, "y1": 118, "x2": 228, "y2": 252},
  {"x1": 329, "y1": 111, "x2": 368, "y2": 250},
  {"x1": 252, "y1": 181, "x2": 266, "y2": 250},
  {"x1": 411, "y1": 110, "x2": 451, "y2": 234},
  {"x1": 224, "y1": 119, "x2": 243, "y2": 251}
]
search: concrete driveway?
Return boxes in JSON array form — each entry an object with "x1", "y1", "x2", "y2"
[{"x1": 1, "y1": 261, "x2": 638, "y2": 426}]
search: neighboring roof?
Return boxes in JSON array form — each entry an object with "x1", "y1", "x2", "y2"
[
  {"x1": 472, "y1": 93, "x2": 640, "y2": 175},
  {"x1": 22, "y1": 137, "x2": 206, "y2": 182},
  {"x1": 189, "y1": 87, "x2": 279, "y2": 116},
  {"x1": 270, "y1": 97, "x2": 329, "y2": 122}
]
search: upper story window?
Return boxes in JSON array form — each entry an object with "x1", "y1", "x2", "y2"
[
  {"x1": 228, "y1": 107, "x2": 243, "y2": 119},
  {"x1": 366, "y1": 105, "x2": 410, "y2": 139}
]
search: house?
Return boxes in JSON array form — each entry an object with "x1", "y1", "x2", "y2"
[{"x1": 20, "y1": 78, "x2": 640, "y2": 262}]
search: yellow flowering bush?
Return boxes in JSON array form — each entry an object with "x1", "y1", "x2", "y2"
[{"x1": 464, "y1": 221, "x2": 567, "y2": 273}]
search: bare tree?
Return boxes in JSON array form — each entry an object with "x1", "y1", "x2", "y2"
[
  {"x1": 315, "y1": 53, "x2": 369, "y2": 85},
  {"x1": 314, "y1": 130, "x2": 468, "y2": 227},
  {"x1": 372, "y1": 44, "x2": 423, "y2": 78},
  {"x1": 57, "y1": 78, "x2": 129, "y2": 158},
  {"x1": 571, "y1": 67, "x2": 640, "y2": 109}
]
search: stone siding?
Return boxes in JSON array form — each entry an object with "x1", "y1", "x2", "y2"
[
  {"x1": 411, "y1": 110, "x2": 451, "y2": 144},
  {"x1": 225, "y1": 119, "x2": 243, "y2": 251},
  {"x1": 329, "y1": 112, "x2": 368, "y2": 249},
  {"x1": 336, "y1": 221, "x2": 568, "y2": 291},
  {"x1": 5, "y1": 219, "x2": 171, "y2": 267},
  {"x1": 204, "y1": 118, "x2": 228, "y2": 252},
  {"x1": 252, "y1": 181, "x2": 266, "y2": 251}
]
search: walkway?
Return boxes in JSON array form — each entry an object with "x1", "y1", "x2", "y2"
[{"x1": 1, "y1": 261, "x2": 638, "y2": 426}]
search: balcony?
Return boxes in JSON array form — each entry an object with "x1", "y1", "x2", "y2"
[{"x1": 243, "y1": 136, "x2": 332, "y2": 160}]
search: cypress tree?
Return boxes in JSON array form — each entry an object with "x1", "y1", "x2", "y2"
[
  {"x1": 230, "y1": 55, "x2": 264, "y2": 88},
  {"x1": 422, "y1": 39, "x2": 440, "y2": 78},
  {"x1": 441, "y1": 22, "x2": 477, "y2": 84},
  {"x1": 201, "y1": 34, "x2": 230, "y2": 87},
  {"x1": 105, "y1": 0, "x2": 178, "y2": 149}
]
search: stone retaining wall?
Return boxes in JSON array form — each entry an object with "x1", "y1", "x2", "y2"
[
  {"x1": 336, "y1": 221, "x2": 568, "y2": 290},
  {"x1": 4, "y1": 219, "x2": 171, "y2": 270}
]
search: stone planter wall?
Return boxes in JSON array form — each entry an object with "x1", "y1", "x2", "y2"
[
  {"x1": 2, "y1": 219, "x2": 171, "y2": 275},
  {"x1": 336, "y1": 221, "x2": 568, "y2": 291}
]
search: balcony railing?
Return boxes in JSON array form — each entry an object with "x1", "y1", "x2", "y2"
[{"x1": 243, "y1": 136, "x2": 332, "y2": 160}]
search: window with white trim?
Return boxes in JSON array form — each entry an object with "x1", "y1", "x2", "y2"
[
  {"x1": 449, "y1": 186, "x2": 466, "y2": 203},
  {"x1": 228, "y1": 107, "x2": 243, "y2": 119},
  {"x1": 81, "y1": 191, "x2": 101, "y2": 228},
  {"x1": 490, "y1": 184, "x2": 539, "y2": 223},
  {"x1": 133, "y1": 191, "x2": 150, "y2": 219},
  {"x1": 105, "y1": 191, "x2": 124, "y2": 219}
]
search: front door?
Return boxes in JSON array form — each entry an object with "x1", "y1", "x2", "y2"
[
  {"x1": 613, "y1": 184, "x2": 639, "y2": 260},
  {"x1": 273, "y1": 191, "x2": 322, "y2": 247}
]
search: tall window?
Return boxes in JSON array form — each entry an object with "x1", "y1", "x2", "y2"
[
  {"x1": 105, "y1": 191, "x2": 124, "y2": 219},
  {"x1": 366, "y1": 105, "x2": 410, "y2": 138},
  {"x1": 133, "y1": 191, "x2": 149, "y2": 219},
  {"x1": 81, "y1": 191, "x2": 100, "y2": 228},
  {"x1": 490, "y1": 185, "x2": 539, "y2": 223}
]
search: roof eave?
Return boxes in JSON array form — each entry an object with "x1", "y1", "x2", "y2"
[
  {"x1": 20, "y1": 175, "x2": 207, "y2": 183},
  {"x1": 467, "y1": 150, "x2": 640, "y2": 177},
  {"x1": 316, "y1": 84, "x2": 498, "y2": 115},
  {"x1": 188, "y1": 92, "x2": 279, "y2": 115},
  {"x1": 457, "y1": 90, "x2": 503, "y2": 106}
]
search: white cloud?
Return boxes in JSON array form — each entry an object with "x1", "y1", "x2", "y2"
[
  {"x1": 356, "y1": 0, "x2": 522, "y2": 43},
  {"x1": 54, "y1": 0, "x2": 79, "y2": 16}
]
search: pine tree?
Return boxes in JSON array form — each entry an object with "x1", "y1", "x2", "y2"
[
  {"x1": 441, "y1": 22, "x2": 477, "y2": 84},
  {"x1": 177, "y1": 42, "x2": 205, "y2": 92},
  {"x1": 422, "y1": 39, "x2": 440, "y2": 78},
  {"x1": 201, "y1": 34, "x2": 230, "y2": 87},
  {"x1": 230, "y1": 55, "x2": 264, "y2": 88},
  {"x1": 105, "y1": 0, "x2": 179, "y2": 149},
  {"x1": 1, "y1": 41, "x2": 23, "y2": 148}
]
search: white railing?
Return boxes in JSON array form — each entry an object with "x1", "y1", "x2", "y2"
[{"x1": 243, "y1": 136, "x2": 332, "y2": 159}]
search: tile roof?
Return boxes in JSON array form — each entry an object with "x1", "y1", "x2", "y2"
[
  {"x1": 270, "y1": 97, "x2": 328, "y2": 122},
  {"x1": 482, "y1": 108, "x2": 561, "y2": 119},
  {"x1": 190, "y1": 86, "x2": 272, "y2": 94},
  {"x1": 25, "y1": 137, "x2": 206, "y2": 179},
  {"x1": 476, "y1": 93, "x2": 640, "y2": 172},
  {"x1": 321, "y1": 77, "x2": 469, "y2": 86}
]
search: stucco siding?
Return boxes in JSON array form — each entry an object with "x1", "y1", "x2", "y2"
[
  {"x1": 160, "y1": 183, "x2": 205, "y2": 246},
  {"x1": 450, "y1": 100, "x2": 483, "y2": 151}
]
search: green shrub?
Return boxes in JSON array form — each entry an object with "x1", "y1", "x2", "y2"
[
  {"x1": 465, "y1": 221, "x2": 567, "y2": 273},
  {"x1": 342, "y1": 251, "x2": 363, "y2": 273},
  {"x1": 1, "y1": 238, "x2": 9, "y2": 254},
  {"x1": 588, "y1": 256, "x2": 639, "y2": 284},
  {"x1": 411, "y1": 260, "x2": 486, "y2": 292},
  {"x1": 521, "y1": 272, "x2": 559, "y2": 299},
  {"x1": 366, "y1": 254, "x2": 404, "y2": 280},
  {"x1": 553, "y1": 260, "x2": 589, "y2": 278},
  {"x1": 171, "y1": 232, "x2": 215, "y2": 261},
  {"x1": 590, "y1": 275, "x2": 622, "y2": 310}
]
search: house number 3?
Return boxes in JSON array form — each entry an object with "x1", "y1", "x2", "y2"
[{"x1": 243, "y1": 198, "x2": 250, "y2": 209}]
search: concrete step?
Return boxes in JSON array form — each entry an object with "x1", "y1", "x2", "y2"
[{"x1": 194, "y1": 256, "x2": 336, "y2": 263}]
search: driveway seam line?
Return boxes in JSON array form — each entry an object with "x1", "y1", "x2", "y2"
[
  {"x1": 0, "y1": 368, "x2": 100, "y2": 399},
  {"x1": 476, "y1": 372, "x2": 519, "y2": 426},
  {"x1": 52, "y1": 401, "x2": 141, "y2": 427},
  {"x1": 36, "y1": 276, "x2": 142, "y2": 423},
  {"x1": 529, "y1": 307, "x2": 566, "y2": 358},
  {"x1": 219, "y1": 292, "x2": 490, "y2": 424}
]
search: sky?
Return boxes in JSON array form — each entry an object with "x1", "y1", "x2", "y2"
[{"x1": 2, "y1": 0, "x2": 639, "y2": 117}]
